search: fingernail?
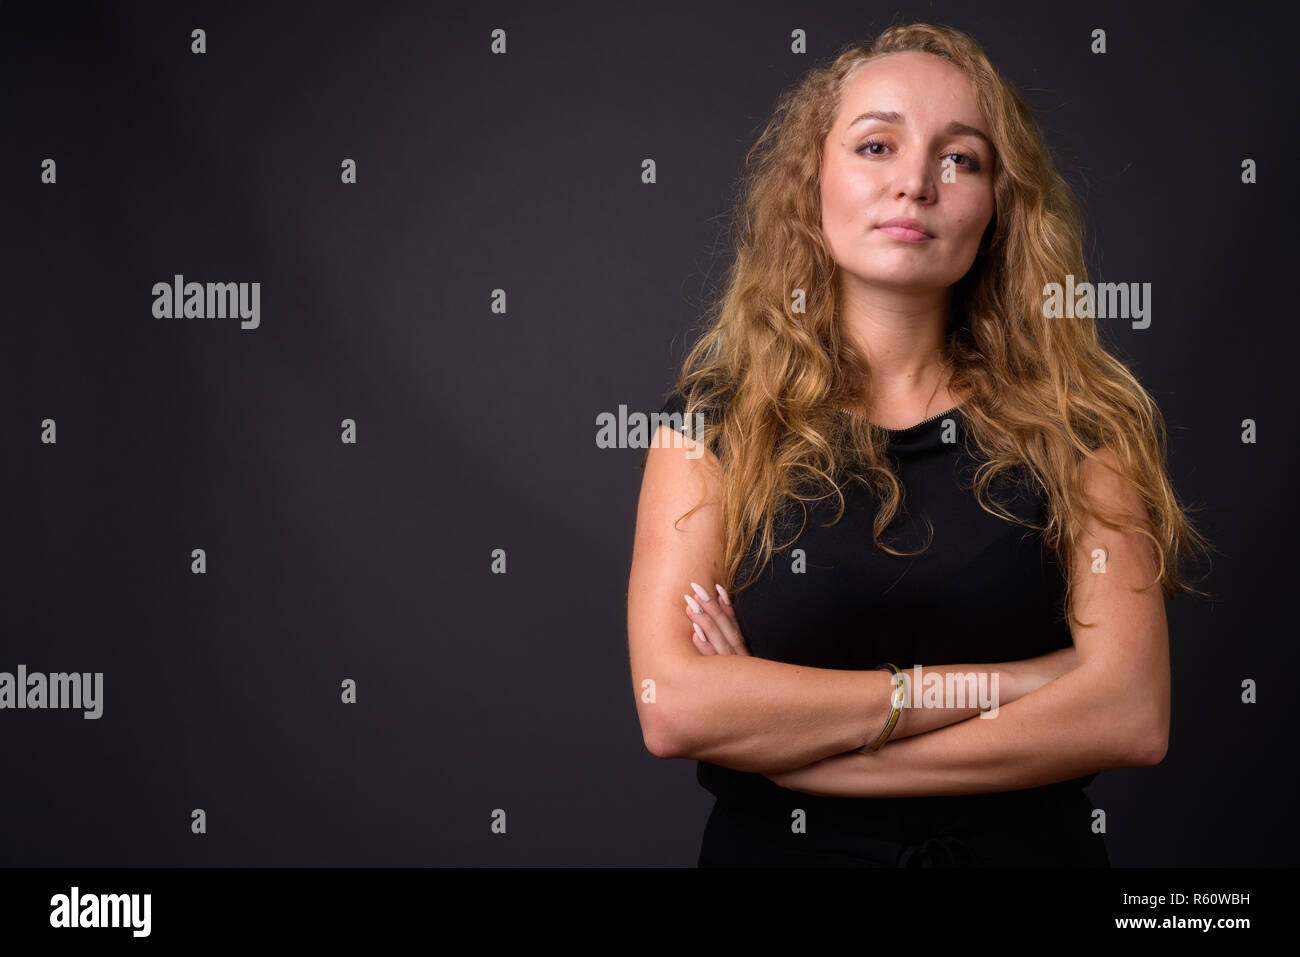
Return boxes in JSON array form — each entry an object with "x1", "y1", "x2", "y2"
[
  {"x1": 692, "y1": 622, "x2": 705, "y2": 642},
  {"x1": 684, "y1": 594, "x2": 702, "y2": 614},
  {"x1": 690, "y1": 581, "x2": 712, "y2": 603},
  {"x1": 715, "y1": 583, "x2": 731, "y2": 606}
]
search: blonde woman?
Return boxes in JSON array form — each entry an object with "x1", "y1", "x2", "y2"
[{"x1": 628, "y1": 22, "x2": 1210, "y2": 867}]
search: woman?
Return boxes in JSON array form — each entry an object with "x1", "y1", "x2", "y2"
[{"x1": 627, "y1": 22, "x2": 1211, "y2": 867}]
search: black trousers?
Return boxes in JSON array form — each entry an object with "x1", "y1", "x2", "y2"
[{"x1": 697, "y1": 785, "x2": 1110, "y2": 867}]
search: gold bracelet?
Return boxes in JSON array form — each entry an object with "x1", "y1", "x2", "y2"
[{"x1": 859, "y1": 662, "x2": 905, "y2": 754}]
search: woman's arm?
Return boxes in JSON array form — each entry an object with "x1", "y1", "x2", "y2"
[
  {"x1": 629, "y1": 425, "x2": 1080, "y2": 774},
  {"x1": 763, "y1": 449, "x2": 1171, "y2": 796},
  {"x1": 762, "y1": 653, "x2": 1161, "y2": 797},
  {"x1": 686, "y1": 584, "x2": 1080, "y2": 742},
  {"x1": 630, "y1": 425, "x2": 886, "y2": 771}
]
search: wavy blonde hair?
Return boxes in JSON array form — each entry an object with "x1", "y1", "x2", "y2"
[{"x1": 657, "y1": 21, "x2": 1213, "y2": 627}]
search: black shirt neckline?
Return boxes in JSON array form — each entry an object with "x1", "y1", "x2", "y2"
[{"x1": 841, "y1": 404, "x2": 966, "y2": 435}]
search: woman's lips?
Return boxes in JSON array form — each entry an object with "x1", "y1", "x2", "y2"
[{"x1": 876, "y1": 224, "x2": 934, "y2": 242}]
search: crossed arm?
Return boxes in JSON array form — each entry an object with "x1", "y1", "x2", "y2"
[
  {"x1": 628, "y1": 428, "x2": 1170, "y2": 797},
  {"x1": 763, "y1": 656, "x2": 1165, "y2": 798}
]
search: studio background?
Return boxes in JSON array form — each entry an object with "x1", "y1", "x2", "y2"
[{"x1": 3, "y1": 0, "x2": 1295, "y2": 866}]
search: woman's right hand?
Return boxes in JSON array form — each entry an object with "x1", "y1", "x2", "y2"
[{"x1": 684, "y1": 581, "x2": 750, "y2": 655}]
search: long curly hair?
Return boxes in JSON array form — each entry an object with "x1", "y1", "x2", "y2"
[{"x1": 659, "y1": 21, "x2": 1213, "y2": 627}]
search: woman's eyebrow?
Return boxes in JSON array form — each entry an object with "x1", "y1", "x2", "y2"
[{"x1": 847, "y1": 110, "x2": 991, "y2": 148}]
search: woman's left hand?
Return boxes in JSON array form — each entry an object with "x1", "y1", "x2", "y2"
[{"x1": 683, "y1": 581, "x2": 749, "y2": 656}]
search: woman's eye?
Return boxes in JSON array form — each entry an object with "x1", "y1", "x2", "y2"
[
  {"x1": 944, "y1": 152, "x2": 981, "y2": 172},
  {"x1": 855, "y1": 139, "x2": 981, "y2": 173}
]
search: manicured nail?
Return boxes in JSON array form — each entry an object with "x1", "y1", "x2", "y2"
[
  {"x1": 684, "y1": 594, "x2": 702, "y2": 614},
  {"x1": 692, "y1": 622, "x2": 705, "y2": 642},
  {"x1": 715, "y1": 583, "x2": 731, "y2": 606},
  {"x1": 690, "y1": 581, "x2": 712, "y2": 603}
]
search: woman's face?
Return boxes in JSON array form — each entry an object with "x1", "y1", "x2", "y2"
[{"x1": 820, "y1": 51, "x2": 995, "y2": 293}]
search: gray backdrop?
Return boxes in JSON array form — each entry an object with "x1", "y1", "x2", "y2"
[{"x1": 3, "y1": 0, "x2": 1295, "y2": 865}]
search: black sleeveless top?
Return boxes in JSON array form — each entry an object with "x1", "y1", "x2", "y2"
[{"x1": 654, "y1": 387, "x2": 1099, "y2": 857}]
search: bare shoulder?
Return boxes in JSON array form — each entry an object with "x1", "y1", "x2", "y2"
[
  {"x1": 635, "y1": 424, "x2": 725, "y2": 560},
  {"x1": 1069, "y1": 444, "x2": 1162, "y2": 603}
]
